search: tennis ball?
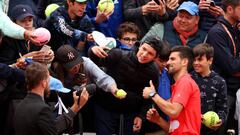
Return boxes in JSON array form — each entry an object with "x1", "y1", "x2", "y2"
[
  {"x1": 98, "y1": 0, "x2": 114, "y2": 13},
  {"x1": 202, "y1": 111, "x2": 220, "y2": 128},
  {"x1": 116, "y1": 89, "x2": 127, "y2": 98},
  {"x1": 45, "y1": 4, "x2": 59, "y2": 17},
  {"x1": 33, "y1": 27, "x2": 51, "y2": 44}
]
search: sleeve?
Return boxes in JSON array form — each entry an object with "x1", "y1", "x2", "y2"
[
  {"x1": 83, "y1": 57, "x2": 117, "y2": 92},
  {"x1": 141, "y1": 23, "x2": 164, "y2": 41},
  {"x1": 0, "y1": 11, "x2": 25, "y2": 39},
  {"x1": 216, "y1": 78, "x2": 228, "y2": 123},
  {"x1": 0, "y1": 63, "x2": 25, "y2": 83},
  {"x1": 85, "y1": 0, "x2": 98, "y2": 25},
  {"x1": 88, "y1": 47, "x2": 122, "y2": 67},
  {"x1": 206, "y1": 27, "x2": 240, "y2": 74},
  {"x1": 55, "y1": 108, "x2": 76, "y2": 133},
  {"x1": 123, "y1": 0, "x2": 144, "y2": 20},
  {"x1": 171, "y1": 79, "x2": 192, "y2": 107},
  {"x1": 50, "y1": 14, "x2": 88, "y2": 42}
]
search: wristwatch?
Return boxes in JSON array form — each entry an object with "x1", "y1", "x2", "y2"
[{"x1": 149, "y1": 91, "x2": 157, "y2": 98}]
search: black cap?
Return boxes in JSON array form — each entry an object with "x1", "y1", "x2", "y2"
[
  {"x1": 55, "y1": 45, "x2": 83, "y2": 70},
  {"x1": 142, "y1": 36, "x2": 163, "y2": 55},
  {"x1": 10, "y1": 4, "x2": 34, "y2": 21}
]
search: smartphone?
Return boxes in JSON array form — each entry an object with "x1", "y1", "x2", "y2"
[
  {"x1": 40, "y1": 45, "x2": 51, "y2": 52},
  {"x1": 153, "y1": 0, "x2": 160, "y2": 5},
  {"x1": 210, "y1": 1, "x2": 215, "y2": 6}
]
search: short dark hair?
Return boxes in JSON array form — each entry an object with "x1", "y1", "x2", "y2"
[
  {"x1": 222, "y1": 0, "x2": 240, "y2": 11},
  {"x1": 171, "y1": 46, "x2": 193, "y2": 70},
  {"x1": 158, "y1": 41, "x2": 171, "y2": 61},
  {"x1": 193, "y1": 43, "x2": 214, "y2": 60},
  {"x1": 116, "y1": 22, "x2": 140, "y2": 39},
  {"x1": 25, "y1": 62, "x2": 49, "y2": 90}
]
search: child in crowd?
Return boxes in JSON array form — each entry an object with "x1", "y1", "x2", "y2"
[{"x1": 191, "y1": 43, "x2": 228, "y2": 135}]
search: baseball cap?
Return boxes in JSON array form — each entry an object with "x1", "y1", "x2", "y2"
[
  {"x1": 55, "y1": 45, "x2": 83, "y2": 70},
  {"x1": 142, "y1": 35, "x2": 163, "y2": 55},
  {"x1": 177, "y1": 1, "x2": 199, "y2": 16},
  {"x1": 49, "y1": 76, "x2": 71, "y2": 93},
  {"x1": 75, "y1": 0, "x2": 87, "y2": 3},
  {"x1": 10, "y1": 4, "x2": 35, "y2": 21}
]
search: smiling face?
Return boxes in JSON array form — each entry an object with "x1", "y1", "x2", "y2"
[
  {"x1": 68, "y1": 1, "x2": 87, "y2": 19},
  {"x1": 175, "y1": 10, "x2": 199, "y2": 32},
  {"x1": 193, "y1": 55, "x2": 212, "y2": 76},
  {"x1": 136, "y1": 43, "x2": 157, "y2": 64},
  {"x1": 120, "y1": 32, "x2": 138, "y2": 48},
  {"x1": 167, "y1": 52, "x2": 183, "y2": 75}
]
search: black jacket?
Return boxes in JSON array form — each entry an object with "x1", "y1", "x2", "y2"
[
  {"x1": 89, "y1": 48, "x2": 159, "y2": 118},
  {"x1": 206, "y1": 17, "x2": 240, "y2": 96},
  {"x1": 14, "y1": 93, "x2": 76, "y2": 135}
]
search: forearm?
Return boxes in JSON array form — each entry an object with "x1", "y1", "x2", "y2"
[
  {"x1": 0, "y1": 12, "x2": 25, "y2": 39},
  {"x1": 152, "y1": 94, "x2": 179, "y2": 118},
  {"x1": 157, "y1": 116, "x2": 170, "y2": 133}
]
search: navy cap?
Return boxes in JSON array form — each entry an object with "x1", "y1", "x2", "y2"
[{"x1": 11, "y1": 4, "x2": 35, "y2": 21}]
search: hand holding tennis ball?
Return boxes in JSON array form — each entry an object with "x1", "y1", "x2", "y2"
[
  {"x1": 98, "y1": 0, "x2": 114, "y2": 14},
  {"x1": 202, "y1": 111, "x2": 220, "y2": 128},
  {"x1": 116, "y1": 89, "x2": 127, "y2": 99}
]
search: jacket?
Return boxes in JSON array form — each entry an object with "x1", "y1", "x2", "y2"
[
  {"x1": 89, "y1": 47, "x2": 159, "y2": 117},
  {"x1": 44, "y1": 6, "x2": 95, "y2": 51},
  {"x1": 14, "y1": 93, "x2": 76, "y2": 135},
  {"x1": 206, "y1": 16, "x2": 240, "y2": 96}
]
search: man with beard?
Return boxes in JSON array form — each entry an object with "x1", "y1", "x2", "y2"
[
  {"x1": 14, "y1": 62, "x2": 89, "y2": 135},
  {"x1": 143, "y1": 46, "x2": 201, "y2": 135}
]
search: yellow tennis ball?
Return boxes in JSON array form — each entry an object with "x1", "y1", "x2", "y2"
[
  {"x1": 202, "y1": 111, "x2": 220, "y2": 128},
  {"x1": 98, "y1": 0, "x2": 114, "y2": 13},
  {"x1": 116, "y1": 89, "x2": 127, "y2": 98},
  {"x1": 45, "y1": 4, "x2": 59, "y2": 17}
]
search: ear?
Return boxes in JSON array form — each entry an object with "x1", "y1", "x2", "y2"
[
  {"x1": 182, "y1": 58, "x2": 189, "y2": 67},
  {"x1": 208, "y1": 57, "x2": 213, "y2": 65}
]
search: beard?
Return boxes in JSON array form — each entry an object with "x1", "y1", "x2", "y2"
[{"x1": 44, "y1": 86, "x2": 50, "y2": 98}]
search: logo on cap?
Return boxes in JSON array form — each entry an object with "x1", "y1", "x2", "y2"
[
  {"x1": 67, "y1": 52, "x2": 75, "y2": 60},
  {"x1": 23, "y1": 8, "x2": 26, "y2": 12}
]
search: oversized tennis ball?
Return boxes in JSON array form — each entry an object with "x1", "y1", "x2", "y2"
[
  {"x1": 45, "y1": 4, "x2": 59, "y2": 17},
  {"x1": 202, "y1": 111, "x2": 220, "y2": 128},
  {"x1": 116, "y1": 89, "x2": 127, "y2": 98},
  {"x1": 33, "y1": 27, "x2": 51, "y2": 44},
  {"x1": 98, "y1": 0, "x2": 114, "y2": 13}
]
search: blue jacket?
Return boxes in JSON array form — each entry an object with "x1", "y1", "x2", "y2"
[
  {"x1": 86, "y1": 0, "x2": 123, "y2": 38},
  {"x1": 0, "y1": 63, "x2": 24, "y2": 83},
  {"x1": 45, "y1": 6, "x2": 95, "y2": 51}
]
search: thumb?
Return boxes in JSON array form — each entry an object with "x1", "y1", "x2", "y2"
[{"x1": 149, "y1": 80, "x2": 154, "y2": 89}]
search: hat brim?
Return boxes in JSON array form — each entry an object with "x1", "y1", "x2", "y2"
[
  {"x1": 177, "y1": 8, "x2": 197, "y2": 16},
  {"x1": 16, "y1": 13, "x2": 34, "y2": 20},
  {"x1": 63, "y1": 55, "x2": 83, "y2": 70}
]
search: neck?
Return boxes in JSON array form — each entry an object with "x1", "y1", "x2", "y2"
[
  {"x1": 199, "y1": 69, "x2": 211, "y2": 77},
  {"x1": 224, "y1": 14, "x2": 237, "y2": 26},
  {"x1": 173, "y1": 68, "x2": 188, "y2": 81},
  {"x1": 31, "y1": 87, "x2": 44, "y2": 98}
]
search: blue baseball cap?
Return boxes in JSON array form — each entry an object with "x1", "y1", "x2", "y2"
[
  {"x1": 49, "y1": 77, "x2": 71, "y2": 93},
  {"x1": 177, "y1": 1, "x2": 199, "y2": 16}
]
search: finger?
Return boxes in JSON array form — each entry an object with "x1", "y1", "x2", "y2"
[{"x1": 149, "y1": 80, "x2": 154, "y2": 89}]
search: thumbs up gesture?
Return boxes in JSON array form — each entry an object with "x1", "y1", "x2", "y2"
[{"x1": 143, "y1": 80, "x2": 156, "y2": 99}]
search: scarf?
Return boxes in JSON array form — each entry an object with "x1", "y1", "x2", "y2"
[{"x1": 173, "y1": 18, "x2": 198, "y2": 46}]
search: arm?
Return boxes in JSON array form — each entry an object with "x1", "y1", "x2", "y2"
[
  {"x1": 0, "y1": 12, "x2": 25, "y2": 39},
  {"x1": 146, "y1": 108, "x2": 169, "y2": 132},
  {"x1": 0, "y1": 63, "x2": 25, "y2": 83},
  {"x1": 143, "y1": 80, "x2": 183, "y2": 119},
  {"x1": 123, "y1": 0, "x2": 144, "y2": 20},
  {"x1": 82, "y1": 57, "x2": 118, "y2": 93},
  {"x1": 51, "y1": 14, "x2": 88, "y2": 42},
  {"x1": 215, "y1": 78, "x2": 228, "y2": 123}
]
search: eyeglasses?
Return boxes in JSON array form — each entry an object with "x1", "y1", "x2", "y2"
[{"x1": 122, "y1": 37, "x2": 137, "y2": 43}]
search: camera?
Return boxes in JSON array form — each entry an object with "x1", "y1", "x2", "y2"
[{"x1": 73, "y1": 84, "x2": 96, "y2": 96}]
